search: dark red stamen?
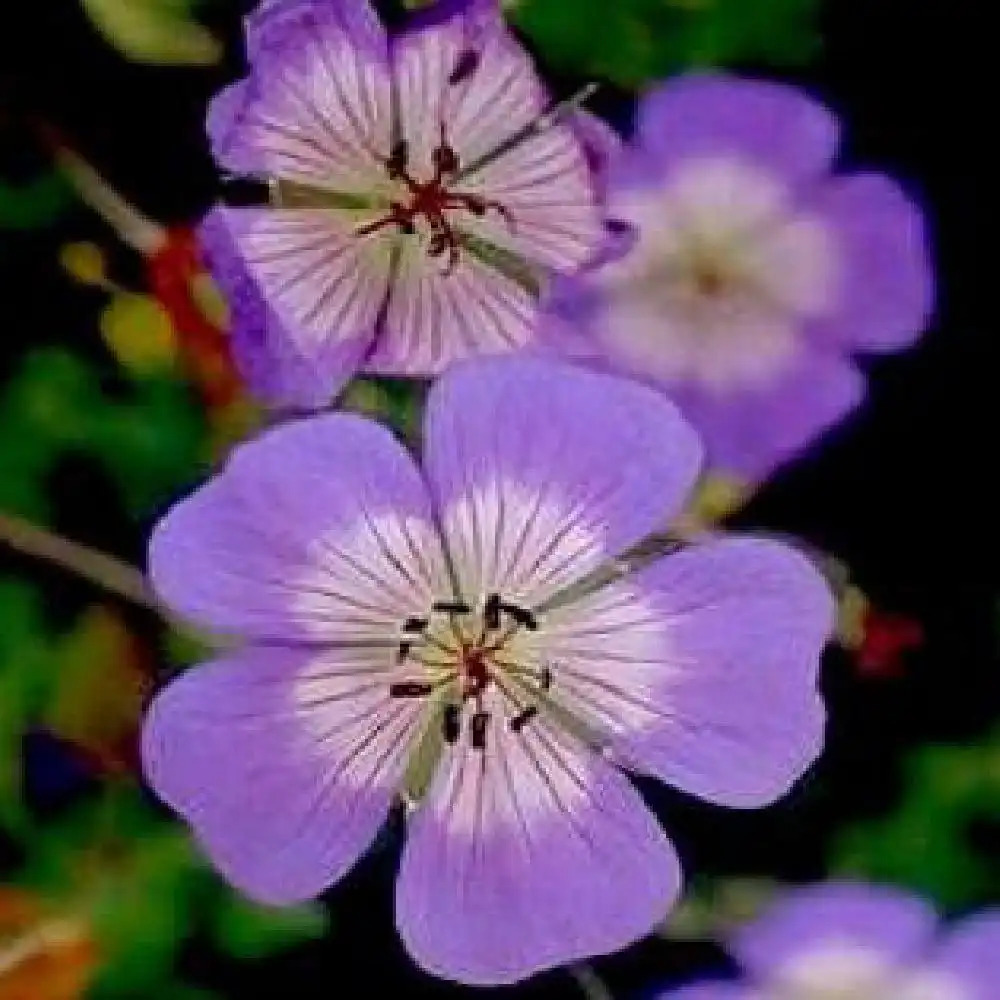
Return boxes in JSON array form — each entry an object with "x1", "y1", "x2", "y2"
[{"x1": 354, "y1": 125, "x2": 513, "y2": 274}]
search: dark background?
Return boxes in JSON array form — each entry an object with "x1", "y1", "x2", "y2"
[{"x1": 1, "y1": 1, "x2": 995, "y2": 996}]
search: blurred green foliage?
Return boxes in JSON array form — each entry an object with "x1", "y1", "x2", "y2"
[
  {"x1": 9, "y1": 788, "x2": 326, "y2": 999},
  {"x1": 78, "y1": 0, "x2": 222, "y2": 66},
  {"x1": 0, "y1": 173, "x2": 76, "y2": 232},
  {"x1": 0, "y1": 348, "x2": 206, "y2": 522},
  {"x1": 833, "y1": 732, "x2": 1000, "y2": 908},
  {"x1": 513, "y1": 0, "x2": 822, "y2": 87}
]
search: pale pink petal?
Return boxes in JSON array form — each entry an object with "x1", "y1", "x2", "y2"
[
  {"x1": 396, "y1": 690, "x2": 681, "y2": 984},
  {"x1": 422, "y1": 357, "x2": 703, "y2": 609},
  {"x1": 149, "y1": 414, "x2": 452, "y2": 643},
  {"x1": 143, "y1": 644, "x2": 425, "y2": 904}
]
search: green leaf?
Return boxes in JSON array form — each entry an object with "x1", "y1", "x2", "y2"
[
  {"x1": 832, "y1": 733, "x2": 1000, "y2": 908},
  {"x1": 79, "y1": 0, "x2": 222, "y2": 66},
  {"x1": 513, "y1": 0, "x2": 822, "y2": 87},
  {"x1": 210, "y1": 894, "x2": 328, "y2": 960},
  {"x1": 0, "y1": 580, "x2": 57, "y2": 834},
  {"x1": 0, "y1": 171, "x2": 75, "y2": 231},
  {"x1": 0, "y1": 348, "x2": 208, "y2": 522}
]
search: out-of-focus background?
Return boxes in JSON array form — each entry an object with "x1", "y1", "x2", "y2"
[{"x1": 0, "y1": 1, "x2": 994, "y2": 997}]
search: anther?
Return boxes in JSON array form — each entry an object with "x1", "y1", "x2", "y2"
[
  {"x1": 403, "y1": 616, "x2": 428, "y2": 634},
  {"x1": 442, "y1": 704, "x2": 461, "y2": 744},
  {"x1": 484, "y1": 593, "x2": 502, "y2": 631},
  {"x1": 432, "y1": 600, "x2": 472, "y2": 615},
  {"x1": 396, "y1": 641, "x2": 413, "y2": 664},
  {"x1": 540, "y1": 666, "x2": 552, "y2": 691},
  {"x1": 448, "y1": 48, "x2": 480, "y2": 86},
  {"x1": 390, "y1": 681, "x2": 434, "y2": 698},
  {"x1": 500, "y1": 601, "x2": 538, "y2": 631},
  {"x1": 509, "y1": 706, "x2": 538, "y2": 732},
  {"x1": 471, "y1": 711, "x2": 490, "y2": 750},
  {"x1": 432, "y1": 141, "x2": 460, "y2": 177},
  {"x1": 386, "y1": 140, "x2": 409, "y2": 179}
]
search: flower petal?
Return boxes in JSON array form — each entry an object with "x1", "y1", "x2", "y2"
[
  {"x1": 732, "y1": 882, "x2": 939, "y2": 981},
  {"x1": 208, "y1": 0, "x2": 390, "y2": 187},
  {"x1": 808, "y1": 172, "x2": 934, "y2": 352},
  {"x1": 657, "y1": 984, "x2": 750, "y2": 1000},
  {"x1": 142, "y1": 645, "x2": 424, "y2": 904},
  {"x1": 210, "y1": 207, "x2": 392, "y2": 394},
  {"x1": 244, "y1": 0, "x2": 386, "y2": 65},
  {"x1": 395, "y1": 693, "x2": 681, "y2": 984},
  {"x1": 199, "y1": 207, "x2": 371, "y2": 407},
  {"x1": 542, "y1": 538, "x2": 832, "y2": 808},
  {"x1": 363, "y1": 236, "x2": 536, "y2": 375},
  {"x1": 393, "y1": 0, "x2": 604, "y2": 272},
  {"x1": 633, "y1": 74, "x2": 840, "y2": 190},
  {"x1": 423, "y1": 357, "x2": 703, "y2": 608},
  {"x1": 148, "y1": 413, "x2": 451, "y2": 643},
  {"x1": 667, "y1": 350, "x2": 865, "y2": 482},
  {"x1": 931, "y1": 911, "x2": 1000, "y2": 1000}
]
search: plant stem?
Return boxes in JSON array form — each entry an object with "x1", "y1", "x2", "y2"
[
  {"x1": 0, "y1": 510, "x2": 159, "y2": 612},
  {"x1": 569, "y1": 963, "x2": 615, "y2": 1000}
]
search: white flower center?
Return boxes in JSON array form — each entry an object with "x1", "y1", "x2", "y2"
[
  {"x1": 599, "y1": 156, "x2": 841, "y2": 389},
  {"x1": 389, "y1": 594, "x2": 550, "y2": 750}
]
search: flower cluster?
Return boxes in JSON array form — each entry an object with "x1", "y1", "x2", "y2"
[{"x1": 140, "y1": 0, "x2": 936, "y2": 987}]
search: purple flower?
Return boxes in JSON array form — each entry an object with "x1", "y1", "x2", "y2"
[
  {"x1": 548, "y1": 74, "x2": 934, "y2": 483},
  {"x1": 201, "y1": 0, "x2": 611, "y2": 408},
  {"x1": 661, "y1": 882, "x2": 1000, "y2": 1000},
  {"x1": 141, "y1": 357, "x2": 833, "y2": 984}
]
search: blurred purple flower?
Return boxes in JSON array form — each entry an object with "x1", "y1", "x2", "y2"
[
  {"x1": 662, "y1": 882, "x2": 1000, "y2": 1000},
  {"x1": 141, "y1": 357, "x2": 833, "y2": 985},
  {"x1": 548, "y1": 74, "x2": 934, "y2": 483},
  {"x1": 201, "y1": 0, "x2": 610, "y2": 409}
]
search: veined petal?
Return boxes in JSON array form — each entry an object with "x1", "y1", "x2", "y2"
[
  {"x1": 364, "y1": 235, "x2": 537, "y2": 375},
  {"x1": 200, "y1": 207, "x2": 370, "y2": 408},
  {"x1": 395, "y1": 690, "x2": 681, "y2": 985},
  {"x1": 541, "y1": 538, "x2": 833, "y2": 808},
  {"x1": 393, "y1": 0, "x2": 604, "y2": 272},
  {"x1": 219, "y1": 207, "x2": 392, "y2": 375},
  {"x1": 422, "y1": 357, "x2": 703, "y2": 609},
  {"x1": 209, "y1": 0, "x2": 391, "y2": 187},
  {"x1": 148, "y1": 414, "x2": 452, "y2": 643},
  {"x1": 245, "y1": 0, "x2": 386, "y2": 65},
  {"x1": 142, "y1": 645, "x2": 425, "y2": 904}
]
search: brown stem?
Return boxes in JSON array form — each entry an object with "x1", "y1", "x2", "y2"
[{"x1": 0, "y1": 510, "x2": 159, "y2": 613}]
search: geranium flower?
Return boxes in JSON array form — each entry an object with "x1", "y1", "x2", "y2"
[
  {"x1": 141, "y1": 357, "x2": 833, "y2": 984},
  {"x1": 548, "y1": 74, "x2": 934, "y2": 484},
  {"x1": 201, "y1": 0, "x2": 611, "y2": 408},
  {"x1": 661, "y1": 882, "x2": 1000, "y2": 1000}
]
